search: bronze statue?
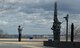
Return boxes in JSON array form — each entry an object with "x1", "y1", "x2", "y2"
[
  {"x1": 18, "y1": 25, "x2": 23, "y2": 42},
  {"x1": 71, "y1": 23, "x2": 74, "y2": 42}
]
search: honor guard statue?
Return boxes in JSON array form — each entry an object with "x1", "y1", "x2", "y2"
[
  {"x1": 18, "y1": 25, "x2": 23, "y2": 42},
  {"x1": 51, "y1": 2, "x2": 61, "y2": 42}
]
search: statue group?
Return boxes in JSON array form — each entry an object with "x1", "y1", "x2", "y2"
[{"x1": 51, "y1": 2, "x2": 74, "y2": 42}]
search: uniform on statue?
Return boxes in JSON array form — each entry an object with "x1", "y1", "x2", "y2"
[{"x1": 18, "y1": 25, "x2": 23, "y2": 42}]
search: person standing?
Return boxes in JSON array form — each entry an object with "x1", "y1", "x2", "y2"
[{"x1": 18, "y1": 25, "x2": 23, "y2": 42}]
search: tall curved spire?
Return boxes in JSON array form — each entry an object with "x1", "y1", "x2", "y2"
[
  {"x1": 51, "y1": 2, "x2": 61, "y2": 41},
  {"x1": 54, "y1": 2, "x2": 58, "y2": 22}
]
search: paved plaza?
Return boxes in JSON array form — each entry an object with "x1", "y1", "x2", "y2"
[{"x1": 0, "y1": 38, "x2": 53, "y2": 48}]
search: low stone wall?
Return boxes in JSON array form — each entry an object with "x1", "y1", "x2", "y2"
[{"x1": 44, "y1": 41, "x2": 80, "y2": 48}]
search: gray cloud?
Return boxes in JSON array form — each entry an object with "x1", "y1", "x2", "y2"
[
  {"x1": 58, "y1": 0, "x2": 80, "y2": 14},
  {"x1": 0, "y1": 0, "x2": 79, "y2": 35},
  {"x1": 0, "y1": 0, "x2": 55, "y2": 35}
]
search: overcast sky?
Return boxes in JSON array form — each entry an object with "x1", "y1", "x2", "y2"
[{"x1": 0, "y1": 0, "x2": 79, "y2": 35}]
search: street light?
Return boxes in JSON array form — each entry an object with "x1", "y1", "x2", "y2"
[{"x1": 64, "y1": 14, "x2": 69, "y2": 42}]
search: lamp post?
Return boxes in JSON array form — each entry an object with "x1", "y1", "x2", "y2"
[{"x1": 64, "y1": 14, "x2": 69, "y2": 42}]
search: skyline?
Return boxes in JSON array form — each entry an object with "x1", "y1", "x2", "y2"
[{"x1": 0, "y1": 0, "x2": 79, "y2": 35}]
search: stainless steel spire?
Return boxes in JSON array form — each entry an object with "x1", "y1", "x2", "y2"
[{"x1": 51, "y1": 2, "x2": 61, "y2": 41}]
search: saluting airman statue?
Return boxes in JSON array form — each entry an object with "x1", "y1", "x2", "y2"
[{"x1": 18, "y1": 25, "x2": 23, "y2": 42}]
